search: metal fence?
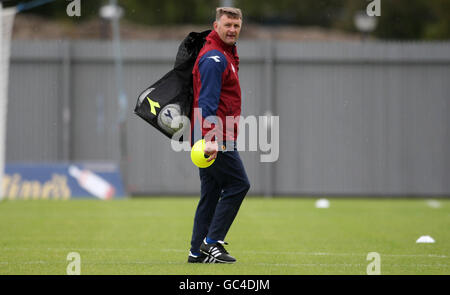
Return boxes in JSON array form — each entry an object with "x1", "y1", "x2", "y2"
[{"x1": 7, "y1": 39, "x2": 450, "y2": 196}]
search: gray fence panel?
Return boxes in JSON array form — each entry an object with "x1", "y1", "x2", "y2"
[
  {"x1": 7, "y1": 41, "x2": 62, "y2": 162},
  {"x1": 7, "y1": 40, "x2": 450, "y2": 196},
  {"x1": 274, "y1": 42, "x2": 450, "y2": 195}
]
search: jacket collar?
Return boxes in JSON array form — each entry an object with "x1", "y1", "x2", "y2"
[{"x1": 207, "y1": 30, "x2": 236, "y2": 54}]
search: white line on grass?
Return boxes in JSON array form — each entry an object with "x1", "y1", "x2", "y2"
[
  {"x1": 0, "y1": 261, "x2": 447, "y2": 269},
  {"x1": 242, "y1": 250, "x2": 449, "y2": 259},
  {"x1": 0, "y1": 247, "x2": 129, "y2": 252},
  {"x1": 1, "y1": 247, "x2": 447, "y2": 259},
  {"x1": 161, "y1": 248, "x2": 449, "y2": 259},
  {"x1": 254, "y1": 263, "x2": 449, "y2": 268},
  {"x1": 256, "y1": 263, "x2": 365, "y2": 268}
]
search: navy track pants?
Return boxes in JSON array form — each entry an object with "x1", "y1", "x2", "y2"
[{"x1": 190, "y1": 150, "x2": 250, "y2": 254}]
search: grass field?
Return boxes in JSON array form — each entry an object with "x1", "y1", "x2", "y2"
[{"x1": 0, "y1": 197, "x2": 448, "y2": 275}]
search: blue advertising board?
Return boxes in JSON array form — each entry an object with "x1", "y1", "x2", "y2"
[{"x1": 2, "y1": 162, "x2": 126, "y2": 200}]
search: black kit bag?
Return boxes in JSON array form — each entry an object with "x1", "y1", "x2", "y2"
[{"x1": 134, "y1": 30, "x2": 211, "y2": 141}]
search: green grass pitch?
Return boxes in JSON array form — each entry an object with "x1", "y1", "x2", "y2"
[{"x1": 0, "y1": 197, "x2": 448, "y2": 275}]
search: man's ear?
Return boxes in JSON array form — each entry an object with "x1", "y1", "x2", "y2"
[{"x1": 213, "y1": 21, "x2": 218, "y2": 31}]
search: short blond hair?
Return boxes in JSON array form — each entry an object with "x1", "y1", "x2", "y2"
[{"x1": 216, "y1": 7, "x2": 242, "y2": 21}]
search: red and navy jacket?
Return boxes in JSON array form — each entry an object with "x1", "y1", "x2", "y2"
[{"x1": 190, "y1": 30, "x2": 241, "y2": 145}]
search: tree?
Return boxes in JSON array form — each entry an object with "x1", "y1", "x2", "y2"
[{"x1": 4, "y1": 0, "x2": 450, "y2": 39}]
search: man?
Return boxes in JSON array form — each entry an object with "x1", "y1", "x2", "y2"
[{"x1": 188, "y1": 7, "x2": 250, "y2": 264}]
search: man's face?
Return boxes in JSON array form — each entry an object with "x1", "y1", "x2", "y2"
[{"x1": 214, "y1": 14, "x2": 242, "y2": 46}]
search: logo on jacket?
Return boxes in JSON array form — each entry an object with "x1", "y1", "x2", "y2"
[{"x1": 207, "y1": 56, "x2": 221, "y2": 62}]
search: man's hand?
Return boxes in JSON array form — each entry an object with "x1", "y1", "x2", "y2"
[{"x1": 204, "y1": 141, "x2": 218, "y2": 162}]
